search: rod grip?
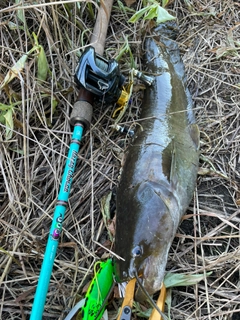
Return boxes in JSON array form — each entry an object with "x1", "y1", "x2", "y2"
[
  {"x1": 70, "y1": 88, "x2": 93, "y2": 130},
  {"x1": 70, "y1": 100, "x2": 93, "y2": 130}
]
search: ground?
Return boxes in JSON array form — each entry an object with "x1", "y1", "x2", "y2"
[{"x1": 0, "y1": 0, "x2": 239, "y2": 319}]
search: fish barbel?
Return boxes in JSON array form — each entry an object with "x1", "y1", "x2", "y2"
[{"x1": 114, "y1": 22, "x2": 200, "y2": 300}]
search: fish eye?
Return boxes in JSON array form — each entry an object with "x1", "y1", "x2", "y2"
[{"x1": 132, "y1": 246, "x2": 142, "y2": 257}]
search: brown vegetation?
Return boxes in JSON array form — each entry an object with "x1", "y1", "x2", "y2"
[{"x1": 0, "y1": 0, "x2": 239, "y2": 319}]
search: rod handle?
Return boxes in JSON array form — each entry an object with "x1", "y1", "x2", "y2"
[{"x1": 70, "y1": 87, "x2": 93, "y2": 130}]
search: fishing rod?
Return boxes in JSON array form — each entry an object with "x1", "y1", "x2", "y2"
[
  {"x1": 30, "y1": 1, "x2": 156, "y2": 318},
  {"x1": 30, "y1": 1, "x2": 116, "y2": 319}
]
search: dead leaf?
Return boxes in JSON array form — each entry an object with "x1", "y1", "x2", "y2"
[
  {"x1": 124, "y1": 0, "x2": 136, "y2": 7},
  {"x1": 108, "y1": 215, "x2": 116, "y2": 237},
  {"x1": 113, "y1": 284, "x2": 121, "y2": 298},
  {"x1": 236, "y1": 197, "x2": 240, "y2": 206},
  {"x1": 82, "y1": 280, "x2": 91, "y2": 294},
  {"x1": 198, "y1": 167, "x2": 228, "y2": 179},
  {"x1": 58, "y1": 241, "x2": 77, "y2": 248},
  {"x1": 15, "y1": 287, "x2": 36, "y2": 302}
]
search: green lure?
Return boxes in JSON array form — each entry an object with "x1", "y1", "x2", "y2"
[{"x1": 78, "y1": 259, "x2": 114, "y2": 320}]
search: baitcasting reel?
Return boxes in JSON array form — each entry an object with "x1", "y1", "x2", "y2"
[{"x1": 75, "y1": 46, "x2": 125, "y2": 104}]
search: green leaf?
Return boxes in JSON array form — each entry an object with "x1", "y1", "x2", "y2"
[
  {"x1": 7, "y1": 21, "x2": 25, "y2": 31},
  {"x1": 144, "y1": 6, "x2": 158, "y2": 20},
  {"x1": 215, "y1": 46, "x2": 238, "y2": 59},
  {"x1": 162, "y1": 272, "x2": 212, "y2": 319},
  {"x1": 33, "y1": 32, "x2": 39, "y2": 46},
  {"x1": 32, "y1": 33, "x2": 49, "y2": 81},
  {"x1": 0, "y1": 45, "x2": 37, "y2": 90},
  {"x1": 15, "y1": 0, "x2": 25, "y2": 24},
  {"x1": 0, "y1": 54, "x2": 28, "y2": 90},
  {"x1": 0, "y1": 103, "x2": 15, "y2": 111},
  {"x1": 156, "y1": 6, "x2": 175, "y2": 24},
  {"x1": 4, "y1": 108, "x2": 14, "y2": 140},
  {"x1": 162, "y1": 0, "x2": 170, "y2": 7},
  {"x1": 164, "y1": 271, "x2": 212, "y2": 288},
  {"x1": 128, "y1": 2, "x2": 175, "y2": 24},
  {"x1": 165, "y1": 288, "x2": 172, "y2": 320},
  {"x1": 0, "y1": 114, "x2": 5, "y2": 124},
  {"x1": 128, "y1": 6, "x2": 152, "y2": 23},
  {"x1": 114, "y1": 36, "x2": 135, "y2": 68},
  {"x1": 51, "y1": 97, "x2": 58, "y2": 115},
  {"x1": 37, "y1": 45, "x2": 49, "y2": 81},
  {"x1": 133, "y1": 302, "x2": 152, "y2": 318},
  {"x1": 8, "y1": 147, "x2": 24, "y2": 155}
]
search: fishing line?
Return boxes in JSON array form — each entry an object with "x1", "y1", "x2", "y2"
[
  {"x1": 94, "y1": 281, "x2": 115, "y2": 320},
  {"x1": 134, "y1": 272, "x2": 168, "y2": 320}
]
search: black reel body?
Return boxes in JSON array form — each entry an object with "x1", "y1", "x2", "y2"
[{"x1": 75, "y1": 46, "x2": 125, "y2": 104}]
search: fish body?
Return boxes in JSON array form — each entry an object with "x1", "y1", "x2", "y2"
[{"x1": 114, "y1": 22, "x2": 199, "y2": 300}]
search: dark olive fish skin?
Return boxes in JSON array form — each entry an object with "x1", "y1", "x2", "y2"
[{"x1": 114, "y1": 22, "x2": 199, "y2": 300}]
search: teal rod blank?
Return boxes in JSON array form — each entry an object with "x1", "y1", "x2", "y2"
[{"x1": 30, "y1": 123, "x2": 84, "y2": 320}]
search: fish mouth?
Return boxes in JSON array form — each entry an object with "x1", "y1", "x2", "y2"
[
  {"x1": 128, "y1": 255, "x2": 149, "y2": 279},
  {"x1": 127, "y1": 256, "x2": 151, "y2": 301},
  {"x1": 132, "y1": 255, "x2": 165, "y2": 302},
  {"x1": 114, "y1": 252, "x2": 167, "y2": 302}
]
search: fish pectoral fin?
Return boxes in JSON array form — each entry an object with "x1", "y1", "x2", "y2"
[{"x1": 189, "y1": 123, "x2": 200, "y2": 150}]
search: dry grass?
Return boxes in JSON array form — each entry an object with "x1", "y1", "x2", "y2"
[{"x1": 0, "y1": 0, "x2": 239, "y2": 319}]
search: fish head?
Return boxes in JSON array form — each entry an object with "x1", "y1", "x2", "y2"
[{"x1": 114, "y1": 181, "x2": 180, "y2": 301}]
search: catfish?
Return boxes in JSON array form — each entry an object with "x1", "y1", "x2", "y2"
[{"x1": 114, "y1": 22, "x2": 200, "y2": 300}]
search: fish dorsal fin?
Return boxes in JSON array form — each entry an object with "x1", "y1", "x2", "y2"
[{"x1": 189, "y1": 123, "x2": 200, "y2": 150}]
